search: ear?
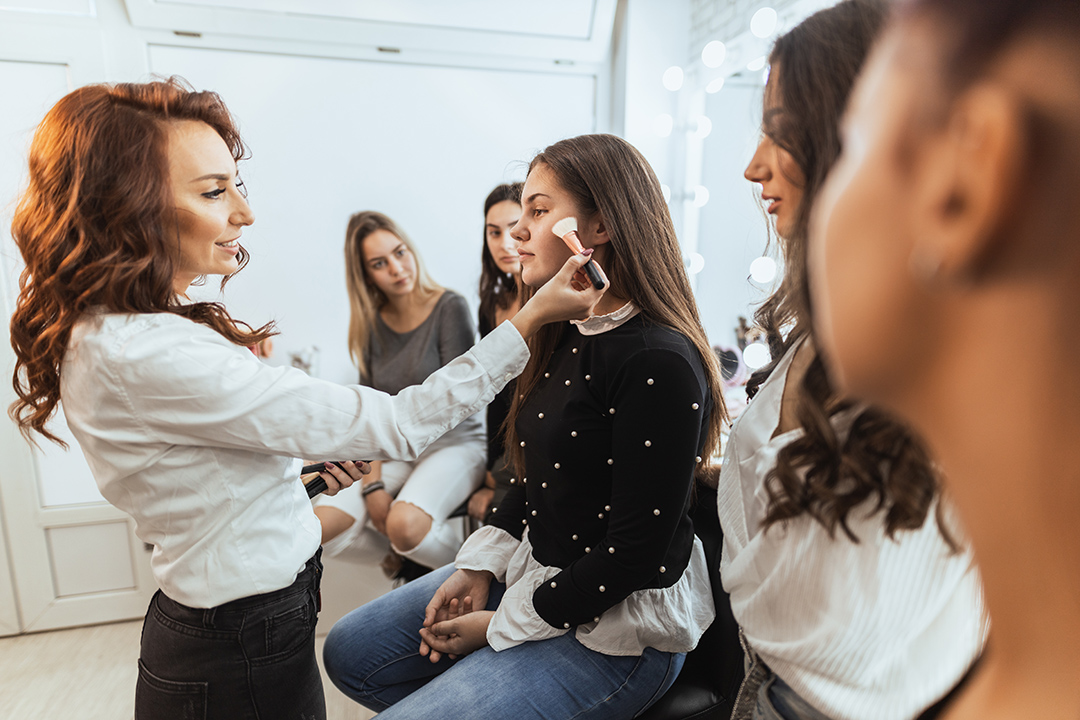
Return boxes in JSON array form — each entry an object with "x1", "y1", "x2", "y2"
[
  {"x1": 909, "y1": 83, "x2": 1025, "y2": 283},
  {"x1": 585, "y1": 214, "x2": 612, "y2": 246}
]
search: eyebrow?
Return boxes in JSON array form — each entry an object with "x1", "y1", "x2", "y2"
[
  {"x1": 524, "y1": 193, "x2": 550, "y2": 204},
  {"x1": 190, "y1": 173, "x2": 232, "y2": 183},
  {"x1": 366, "y1": 242, "x2": 405, "y2": 263}
]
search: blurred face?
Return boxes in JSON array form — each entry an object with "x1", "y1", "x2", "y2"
[
  {"x1": 362, "y1": 229, "x2": 417, "y2": 298},
  {"x1": 745, "y1": 76, "x2": 807, "y2": 239},
  {"x1": 167, "y1": 120, "x2": 253, "y2": 293},
  {"x1": 512, "y1": 163, "x2": 581, "y2": 288},
  {"x1": 809, "y1": 31, "x2": 930, "y2": 401},
  {"x1": 485, "y1": 199, "x2": 521, "y2": 276}
]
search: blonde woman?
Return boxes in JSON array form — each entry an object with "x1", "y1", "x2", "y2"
[{"x1": 314, "y1": 212, "x2": 486, "y2": 576}]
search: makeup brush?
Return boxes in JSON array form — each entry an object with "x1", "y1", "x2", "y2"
[{"x1": 552, "y1": 217, "x2": 606, "y2": 290}]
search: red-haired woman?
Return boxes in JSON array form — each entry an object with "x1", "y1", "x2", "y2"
[{"x1": 7, "y1": 78, "x2": 604, "y2": 719}]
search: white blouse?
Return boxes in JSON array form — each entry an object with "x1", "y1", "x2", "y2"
[
  {"x1": 717, "y1": 342, "x2": 987, "y2": 720},
  {"x1": 60, "y1": 310, "x2": 528, "y2": 608}
]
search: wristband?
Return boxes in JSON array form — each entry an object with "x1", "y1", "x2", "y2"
[{"x1": 361, "y1": 481, "x2": 386, "y2": 497}]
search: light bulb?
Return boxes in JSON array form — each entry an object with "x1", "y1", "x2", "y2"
[
  {"x1": 750, "y1": 7, "x2": 778, "y2": 38},
  {"x1": 747, "y1": 56, "x2": 767, "y2": 72},
  {"x1": 701, "y1": 41, "x2": 727, "y2": 69},
  {"x1": 743, "y1": 343, "x2": 771, "y2": 369},
  {"x1": 749, "y1": 256, "x2": 777, "y2": 283},
  {"x1": 705, "y1": 77, "x2": 726, "y2": 94},
  {"x1": 692, "y1": 185, "x2": 710, "y2": 208},
  {"x1": 662, "y1": 65, "x2": 684, "y2": 91},
  {"x1": 686, "y1": 252, "x2": 706, "y2": 275},
  {"x1": 691, "y1": 116, "x2": 713, "y2": 139}
]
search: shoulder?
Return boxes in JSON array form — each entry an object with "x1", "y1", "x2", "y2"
[
  {"x1": 604, "y1": 319, "x2": 703, "y2": 372},
  {"x1": 435, "y1": 290, "x2": 474, "y2": 325}
]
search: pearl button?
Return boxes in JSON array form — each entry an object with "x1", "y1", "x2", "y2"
[
  {"x1": 565, "y1": 380, "x2": 571, "y2": 386},
  {"x1": 607, "y1": 458, "x2": 613, "y2": 465},
  {"x1": 653, "y1": 509, "x2": 661, "y2": 516},
  {"x1": 542, "y1": 482, "x2": 548, "y2": 488},
  {"x1": 510, "y1": 478, "x2": 516, "y2": 484},
  {"x1": 523, "y1": 477, "x2": 527, "y2": 483},
  {"x1": 572, "y1": 534, "x2": 578, "y2": 540},
  {"x1": 571, "y1": 431, "x2": 578, "y2": 437},
  {"x1": 538, "y1": 412, "x2": 544, "y2": 419},
  {"x1": 585, "y1": 374, "x2": 591, "y2": 381},
  {"x1": 608, "y1": 408, "x2": 615, "y2": 414},
  {"x1": 544, "y1": 372, "x2": 550, "y2": 378},
  {"x1": 585, "y1": 547, "x2": 591, "y2": 553},
  {"x1": 551, "y1": 581, "x2": 557, "y2": 588},
  {"x1": 554, "y1": 463, "x2": 561, "y2": 469},
  {"x1": 644, "y1": 440, "x2": 651, "y2": 447},
  {"x1": 604, "y1": 505, "x2": 611, "y2": 511},
  {"x1": 492, "y1": 507, "x2": 498, "y2": 513},
  {"x1": 647, "y1": 378, "x2": 654, "y2": 385},
  {"x1": 520, "y1": 441, "x2": 526, "y2": 447},
  {"x1": 599, "y1": 585, "x2": 606, "y2": 592},
  {"x1": 594, "y1": 616, "x2": 600, "y2": 623},
  {"x1": 598, "y1": 513, "x2": 604, "y2": 519},
  {"x1": 660, "y1": 566, "x2": 667, "y2": 573},
  {"x1": 696, "y1": 456, "x2": 702, "y2": 463},
  {"x1": 564, "y1": 622, "x2": 571, "y2": 629},
  {"x1": 522, "y1": 519, "x2": 527, "y2": 525},
  {"x1": 692, "y1": 403, "x2": 699, "y2": 410},
  {"x1": 608, "y1": 547, "x2": 615, "y2": 554},
  {"x1": 531, "y1": 510, "x2": 537, "y2": 516},
  {"x1": 572, "y1": 348, "x2": 578, "y2": 354}
]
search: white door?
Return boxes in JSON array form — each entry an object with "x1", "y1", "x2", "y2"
[{"x1": 0, "y1": 19, "x2": 157, "y2": 636}]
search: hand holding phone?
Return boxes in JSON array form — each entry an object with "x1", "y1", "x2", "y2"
[{"x1": 301, "y1": 461, "x2": 370, "y2": 498}]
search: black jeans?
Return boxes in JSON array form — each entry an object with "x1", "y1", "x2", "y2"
[{"x1": 136, "y1": 550, "x2": 325, "y2": 720}]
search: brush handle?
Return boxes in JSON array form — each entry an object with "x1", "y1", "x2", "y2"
[{"x1": 584, "y1": 259, "x2": 606, "y2": 290}]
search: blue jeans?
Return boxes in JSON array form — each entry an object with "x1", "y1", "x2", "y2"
[
  {"x1": 136, "y1": 551, "x2": 325, "y2": 720},
  {"x1": 324, "y1": 564, "x2": 685, "y2": 719},
  {"x1": 753, "y1": 672, "x2": 834, "y2": 720}
]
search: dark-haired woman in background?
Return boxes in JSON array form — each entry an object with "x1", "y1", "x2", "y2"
[
  {"x1": 324, "y1": 133, "x2": 723, "y2": 719},
  {"x1": 720, "y1": 1, "x2": 985, "y2": 718},
  {"x1": 467, "y1": 182, "x2": 524, "y2": 523},
  {"x1": 810, "y1": 0, "x2": 1080, "y2": 717},
  {"x1": 6, "y1": 79, "x2": 604, "y2": 719}
]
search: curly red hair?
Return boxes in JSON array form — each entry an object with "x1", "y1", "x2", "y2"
[{"x1": 9, "y1": 77, "x2": 274, "y2": 445}]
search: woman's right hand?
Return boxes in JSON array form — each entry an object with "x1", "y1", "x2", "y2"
[
  {"x1": 420, "y1": 568, "x2": 494, "y2": 662},
  {"x1": 510, "y1": 251, "x2": 607, "y2": 339}
]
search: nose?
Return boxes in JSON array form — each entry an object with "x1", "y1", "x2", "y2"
[
  {"x1": 502, "y1": 230, "x2": 518, "y2": 253},
  {"x1": 744, "y1": 136, "x2": 773, "y2": 184},
  {"x1": 230, "y1": 188, "x2": 255, "y2": 227},
  {"x1": 510, "y1": 220, "x2": 527, "y2": 244}
]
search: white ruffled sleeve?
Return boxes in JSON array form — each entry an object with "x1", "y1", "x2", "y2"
[
  {"x1": 485, "y1": 566, "x2": 568, "y2": 651},
  {"x1": 454, "y1": 525, "x2": 520, "y2": 583}
]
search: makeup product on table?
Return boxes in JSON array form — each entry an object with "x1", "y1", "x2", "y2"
[{"x1": 552, "y1": 216, "x2": 606, "y2": 290}]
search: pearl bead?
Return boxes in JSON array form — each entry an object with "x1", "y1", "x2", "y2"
[
  {"x1": 572, "y1": 348, "x2": 578, "y2": 354},
  {"x1": 544, "y1": 372, "x2": 550, "y2": 378},
  {"x1": 565, "y1": 380, "x2": 571, "y2": 386},
  {"x1": 607, "y1": 458, "x2": 613, "y2": 465},
  {"x1": 523, "y1": 477, "x2": 527, "y2": 483},
  {"x1": 554, "y1": 463, "x2": 561, "y2": 469},
  {"x1": 492, "y1": 507, "x2": 497, "y2": 512},
  {"x1": 644, "y1": 440, "x2": 651, "y2": 447},
  {"x1": 551, "y1": 581, "x2": 557, "y2": 588},
  {"x1": 660, "y1": 566, "x2": 667, "y2": 573},
  {"x1": 608, "y1": 547, "x2": 615, "y2": 554},
  {"x1": 585, "y1": 374, "x2": 591, "y2": 381},
  {"x1": 564, "y1": 622, "x2": 571, "y2": 629},
  {"x1": 647, "y1": 378, "x2": 654, "y2": 385},
  {"x1": 522, "y1": 519, "x2": 527, "y2": 525},
  {"x1": 572, "y1": 534, "x2": 578, "y2": 540},
  {"x1": 598, "y1": 513, "x2": 604, "y2": 519},
  {"x1": 692, "y1": 403, "x2": 699, "y2": 410},
  {"x1": 608, "y1": 407, "x2": 616, "y2": 414},
  {"x1": 594, "y1": 616, "x2": 600, "y2": 623},
  {"x1": 520, "y1": 441, "x2": 526, "y2": 447},
  {"x1": 542, "y1": 482, "x2": 548, "y2": 488},
  {"x1": 653, "y1": 509, "x2": 661, "y2": 516},
  {"x1": 604, "y1": 505, "x2": 611, "y2": 511},
  {"x1": 599, "y1": 585, "x2": 606, "y2": 592},
  {"x1": 585, "y1": 547, "x2": 591, "y2": 553},
  {"x1": 571, "y1": 431, "x2": 578, "y2": 437},
  {"x1": 538, "y1": 412, "x2": 544, "y2": 419},
  {"x1": 531, "y1": 510, "x2": 537, "y2": 516},
  {"x1": 510, "y1": 478, "x2": 516, "y2": 484},
  {"x1": 696, "y1": 456, "x2": 702, "y2": 463}
]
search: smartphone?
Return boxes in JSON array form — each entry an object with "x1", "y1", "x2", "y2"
[{"x1": 300, "y1": 461, "x2": 369, "y2": 498}]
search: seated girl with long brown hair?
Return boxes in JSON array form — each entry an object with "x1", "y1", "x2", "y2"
[
  {"x1": 322, "y1": 133, "x2": 725, "y2": 719},
  {"x1": 6, "y1": 78, "x2": 604, "y2": 719}
]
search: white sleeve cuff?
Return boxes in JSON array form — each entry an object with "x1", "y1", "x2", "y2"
[
  {"x1": 455, "y1": 525, "x2": 520, "y2": 583},
  {"x1": 486, "y1": 566, "x2": 567, "y2": 651}
]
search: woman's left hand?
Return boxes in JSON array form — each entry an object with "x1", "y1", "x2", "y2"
[{"x1": 418, "y1": 610, "x2": 494, "y2": 660}]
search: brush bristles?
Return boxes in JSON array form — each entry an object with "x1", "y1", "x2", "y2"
[{"x1": 552, "y1": 216, "x2": 578, "y2": 238}]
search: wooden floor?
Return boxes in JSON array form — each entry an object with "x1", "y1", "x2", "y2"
[{"x1": 0, "y1": 557, "x2": 390, "y2": 719}]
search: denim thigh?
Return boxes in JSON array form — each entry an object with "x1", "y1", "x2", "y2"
[
  {"x1": 752, "y1": 672, "x2": 834, "y2": 720},
  {"x1": 136, "y1": 555, "x2": 324, "y2": 720}
]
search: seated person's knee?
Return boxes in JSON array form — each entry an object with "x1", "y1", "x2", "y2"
[{"x1": 385, "y1": 502, "x2": 432, "y2": 551}]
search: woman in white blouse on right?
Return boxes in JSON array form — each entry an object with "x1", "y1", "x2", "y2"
[{"x1": 721, "y1": 2, "x2": 986, "y2": 719}]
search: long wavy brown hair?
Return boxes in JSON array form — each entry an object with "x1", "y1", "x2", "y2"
[
  {"x1": 9, "y1": 78, "x2": 275, "y2": 447},
  {"x1": 745, "y1": 0, "x2": 954, "y2": 546},
  {"x1": 477, "y1": 182, "x2": 523, "y2": 333},
  {"x1": 505, "y1": 134, "x2": 726, "y2": 477}
]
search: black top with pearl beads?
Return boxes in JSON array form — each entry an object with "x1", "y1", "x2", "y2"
[{"x1": 487, "y1": 315, "x2": 711, "y2": 630}]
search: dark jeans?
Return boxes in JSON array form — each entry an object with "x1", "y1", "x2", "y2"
[{"x1": 136, "y1": 550, "x2": 325, "y2": 720}]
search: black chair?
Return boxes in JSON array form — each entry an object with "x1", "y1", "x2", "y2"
[{"x1": 638, "y1": 482, "x2": 745, "y2": 720}]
